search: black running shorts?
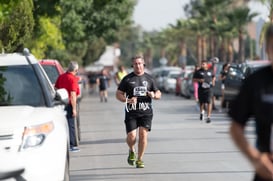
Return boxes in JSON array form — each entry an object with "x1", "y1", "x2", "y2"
[
  {"x1": 198, "y1": 89, "x2": 212, "y2": 104},
  {"x1": 124, "y1": 113, "x2": 153, "y2": 133}
]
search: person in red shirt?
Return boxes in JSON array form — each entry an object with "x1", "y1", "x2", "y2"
[{"x1": 55, "y1": 61, "x2": 80, "y2": 152}]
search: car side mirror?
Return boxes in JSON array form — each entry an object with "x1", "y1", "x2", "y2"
[
  {"x1": 228, "y1": 66, "x2": 244, "y2": 81},
  {"x1": 55, "y1": 88, "x2": 69, "y2": 105}
]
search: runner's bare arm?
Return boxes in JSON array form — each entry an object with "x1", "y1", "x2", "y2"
[
  {"x1": 230, "y1": 121, "x2": 259, "y2": 161},
  {"x1": 230, "y1": 121, "x2": 273, "y2": 179},
  {"x1": 116, "y1": 90, "x2": 137, "y2": 104},
  {"x1": 193, "y1": 78, "x2": 204, "y2": 83},
  {"x1": 116, "y1": 90, "x2": 126, "y2": 102},
  {"x1": 147, "y1": 90, "x2": 161, "y2": 100}
]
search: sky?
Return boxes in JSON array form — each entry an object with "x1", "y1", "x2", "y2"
[{"x1": 133, "y1": 0, "x2": 269, "y2": 31}]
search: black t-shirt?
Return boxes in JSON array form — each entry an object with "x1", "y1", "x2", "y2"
[
  {"x1": 193, "y1": 68, "x2": 214, "y2": 91},
  {"x1": 118, "y1": 72, "x2": 159, "y2": 114},
  {"x1": 229, "y1": 66, "x2": 273, "y2": 153},
  {"x1": 220, "y1": 70, "x2": 228, "y2": 84},
  {"x1": 98, "y1": 75, "x2": 109, "y2": 89}
]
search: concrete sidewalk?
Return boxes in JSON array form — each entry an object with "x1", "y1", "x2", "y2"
[{"x1": 70, "y1": 86, "x2": 254, "y2": 181}]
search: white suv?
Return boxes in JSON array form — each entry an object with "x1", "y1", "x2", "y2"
[{"x1": 0, "y1": 49, "x2": 70, "y2": 181}]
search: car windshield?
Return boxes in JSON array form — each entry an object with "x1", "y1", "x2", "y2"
[
  {"x1": 41, "y1": 65, "x2": 59, "y2": 84},
  {"x1": 170, "y1": 73, "x2": 180, "y2": 79},
  {"x1": 242, "y1": 64, "x2": 269, "y2": 77},
  {"x1": 0, "y1": 65, "x2": 45, "y2": 106}
]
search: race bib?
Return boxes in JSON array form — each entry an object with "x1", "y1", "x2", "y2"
[
  {"x1": 202, "y1": 82, "x2": 210, "y2": 89},
  {"x1": 133, "y1": 86, "x2": 147, "y2": 96}
]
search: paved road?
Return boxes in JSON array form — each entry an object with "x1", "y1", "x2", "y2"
[{"x1": 70, "y1": 86, "x2": 255, "y2": 181}]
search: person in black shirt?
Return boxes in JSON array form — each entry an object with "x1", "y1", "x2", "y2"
[
  {"x1": 193, "y1": 60, "x2": 215, "y2": 123},
  {"x1": 97, "y1": 69, "x2": 110, "y2": 102},
  {"x1": 220, "y1": 63, "x2": 230, "y2": 109},
  {"x1": 229, "y1": 24, "x2": 273, "y2": 181},
  {"x1": 116, "y1": 56, "x2": 161, "y2": 168}
]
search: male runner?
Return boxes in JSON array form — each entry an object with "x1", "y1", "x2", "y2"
[
  {"x1": 193, "y1": 60, "x2": 215, "y2": 123},
  {"x1": 229, "y1": 24, "x2": 273, "y2": 181},
  {"x1": 116, "y1": 56, "x2": 161, "y2": 168}
]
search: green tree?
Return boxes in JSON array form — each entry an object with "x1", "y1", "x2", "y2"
[
  {"x1": 0, "y1": 0, "x2": 34, "y2": 52},
  {"x1": 33, "y1": 0, "x2": 60, "y2": 18},
  {"x1": 116, "y1": 25, "x2": 142, "y2": 66},
  {"x1": 27, "y1": 0, "x2": 64, "y2": 59},
  {"x1": 0, "y1": 0, "x2": 20, "y2": 23},
  {"x1": 184, "y1": 0, "x2": 238, "y2": 62},
  {"x1": 60, "y1": 0, "x2": 135, "y2": 66},
  {"x1": 27, "y1": 16, "x2": 65, "y2": 59},
  {"x1": 226, "y1": 7, "x2": 258, "y2": 63}
]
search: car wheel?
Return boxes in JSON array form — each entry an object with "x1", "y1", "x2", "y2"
[
  {"x1": 63, "y1": 152, "x2": 70, "y2": 181},
  {"x1": 222, "y1": 100, "x2": 227, "y2": 108},
  {"x1": 185, "y1": 88, "x2": 191, "y2": 99}
]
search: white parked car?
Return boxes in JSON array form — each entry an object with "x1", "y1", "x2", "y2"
[
  {"x1": 152, "y1": 66, "x2": 181, "y2": 91},
  {"x1": 0, "y1": 49, "x2": 70, "y2": 181},
  {"x1": 163, "y1": 70, "x2": 181, "y2": 93}
]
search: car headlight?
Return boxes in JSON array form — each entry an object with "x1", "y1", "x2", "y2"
[{"x1": 20, "y1": 122, "x2": 54, "y2": 151}]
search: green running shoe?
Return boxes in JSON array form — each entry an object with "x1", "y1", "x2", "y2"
[
  {"x1": 136, "y1": 160, "x2": 144, "y2": 168},
  {"x1": 127, "y1": 150, "x2": 136, "y2": 166}
]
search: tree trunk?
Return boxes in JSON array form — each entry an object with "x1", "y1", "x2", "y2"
[
  {"x1": 209, "y1": 31, "x2": 216, "y2": 58},
  {"x1": 219, "y1": 38, "x2": 227, "y2": 63},
  {"x1": 144, "y1": 47, "x2": 152, "y2": 69},
  {"x1": 227, "y1": 38, "x2": 234, "y2": 63},
  {"x1": 179, "y1": 39, "x2": 187, "y2": 69},
  {"x1": 238, "y1": 29, "x2": 245, "y2": 63},
  {"x1": 197, "y1": 35, "x2": 202, "y2": 65},
  {"x1": 201, "y1": 36, "x2": 207, "y2": 61}
]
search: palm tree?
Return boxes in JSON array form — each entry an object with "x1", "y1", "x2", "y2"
[
  {"x1": 184, "y1": 0, "x2": 213, "y2": 64},
  {"x1": 226, "y1": 7, "x2": 258, "y2": 63},
  {"x1": 184, "y1": 0, "x2": 237, "y2": 62},
  {"x1": 251, "y1": 0, "x2": 273, "y2": 57},
  {"x1": 241, "y1": 0, "x2": 273, "y2": 59},
  {"x1": 174, "y1": 19, "x2": 202, "y2": 64}
]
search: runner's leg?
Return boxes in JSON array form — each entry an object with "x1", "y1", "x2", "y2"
[
  {"x1": 138, "y1": 127, "x2": 148, "y2": 161},
  {"x1": 127, "y1": 129, "x2": 137, "y2": 152},
  {"x1": 104, "y1": 90, "x2": 108, "y2": 102},
  {"x1": 207, "y1": 103, "x2": 212, "y2": 118}
]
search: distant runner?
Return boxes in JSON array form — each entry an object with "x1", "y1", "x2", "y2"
[{"x1": 193, "y1": 60, "x2": 215, "y2": 123}]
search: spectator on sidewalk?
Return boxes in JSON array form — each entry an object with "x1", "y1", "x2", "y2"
[
  {"x1": 220, "y1": 63, "x2": 230, "y2": 111},
  {"x1": 55, "y1": 61, "x2": 80, "y2": 152}
]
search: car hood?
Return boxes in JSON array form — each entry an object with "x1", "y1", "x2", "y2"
[{"x1": 0, "y1": 106, "x2": 63, "y2": 135}]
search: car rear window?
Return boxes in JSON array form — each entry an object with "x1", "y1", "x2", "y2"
[
  {"x1": 0, "y1": 65, "x2": 45, "y2": 106},
  {"x1": 41, "y1": 65, "x2": 60, "y2": 84}
]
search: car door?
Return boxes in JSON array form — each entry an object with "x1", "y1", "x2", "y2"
[{"x1": 224, "y1": 66, "x2": 244, "y2": 101}]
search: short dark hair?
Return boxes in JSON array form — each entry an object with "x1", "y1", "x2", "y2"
[
  {"x1": 131, "y1": 55, "x2": 144, "y2": 61},
  {"x1": 265, "y1": 24, "x2": 273, "y2": 48},
  {"x1": 201, "y1": 60, "x2": 208, "y2": 64},
  {"x1": 222, "y1": 63, "x2": 229, "y2": 70}
]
